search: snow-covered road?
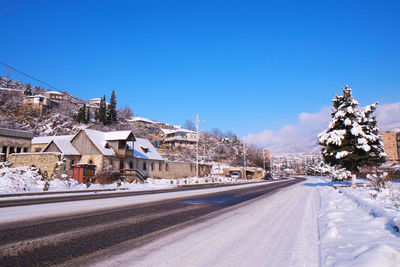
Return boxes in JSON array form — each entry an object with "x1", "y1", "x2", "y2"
[{"x1": 94, "y1": 179, "x2": 320, "y2": 267}]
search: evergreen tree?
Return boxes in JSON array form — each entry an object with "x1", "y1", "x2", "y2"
[
  {"x1": 24, "y1": 83, "x2": 32, "y2": 96},
  {"x1": 318, "y1": 85, "x2": 386, "y2": 185},
  {"x1": 86, "y1": 107, "x2": 91, "y2": 123},
  {"x1": 107, "y1": 90, "x2": 118, "y2": 123},
  {"x1": 98, "y1": 95, "x2": 107, "y2": 124},
  {"x1": 75, "y1": 104, "x2": 86, "y2": 123}
]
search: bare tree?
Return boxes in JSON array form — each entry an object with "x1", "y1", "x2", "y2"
[{"x1": 183, "y1": 119, "x2": 195, "y2": 131}]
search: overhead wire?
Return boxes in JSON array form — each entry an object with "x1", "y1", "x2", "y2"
[{"x1": 0, "y1": 60, "x2": 62, "y2": 91}]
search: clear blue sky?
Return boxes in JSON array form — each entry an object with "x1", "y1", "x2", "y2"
[{"x1": 1, "y1": 0, "x2": 399, "y2": 137}]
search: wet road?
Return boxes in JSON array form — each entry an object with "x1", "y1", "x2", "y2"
[
  {"x1": 0, "y1": 182, "x2": 268, "y2": 208},
  {"x1": 0, "y1": 178, "x2": 303, "y2": 266}
]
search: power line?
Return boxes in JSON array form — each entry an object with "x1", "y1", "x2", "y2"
[{"x1": 0, "y1": 60, "x2": 61, "y2": 91}]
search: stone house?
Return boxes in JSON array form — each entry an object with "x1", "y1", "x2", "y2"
[
  {"x1": 0, "y1": 128, "x2": 33, "y2": 161},
  {"x1": 11, "y1": 129, "x2": 211, "y2": 180}
]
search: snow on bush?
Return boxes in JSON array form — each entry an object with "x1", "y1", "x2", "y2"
[
  {"x1": 0, "y1": 166, "x2": 45, "y2": 193},
  {"x1": 0, "y1": 166, "x2": 86, "y2": 193}
]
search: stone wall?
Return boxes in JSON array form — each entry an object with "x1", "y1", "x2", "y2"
[
  {"x1": 382, "y1": 132, "x2": 399, "y2": 161},
  {"x1": 149, "y1": 161, "x2": 211, "y2": 179},
  {"x1": 8, "y1": 152, "x2": 61, "y2": 178}
]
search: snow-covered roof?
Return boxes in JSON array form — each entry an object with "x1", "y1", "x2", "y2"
[
  {"x1": 32, "y1": 135, "x2": 74, "y2": 144},
  {"x1": 83, "y1": 129, "x2": 116, "y2": 156},
  {"x1": 132, "y1": 138, "x2": 164, "y2": 160},
  {"x1": 128, "y1": 117, "x2": 156, "y2": 124},
  {"x1": 24, "y1": 94, "x2": 47, "y2": 99},
  {"x1": 104, "y1": 131, "x2": 135, "y2": 141},
  {"x1": 161, "y1": 128, "x2": 196, "y2": 135},
  {"x1": 44, "y1": 91, "x2": 64, "y2": 95},
  {"x1": 45, "y1": 138, "x2": 80, "y2": 155}
]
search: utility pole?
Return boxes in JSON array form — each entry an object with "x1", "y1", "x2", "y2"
[
  {"x1": 263, "y1": 149, "x2": 265, "y2": 171},
  {"x1": 192, "y1": 112, "x2": 205, "y2": 177},
  {"x1": 243, "y1": 143, "x2": 247, "y2": 179},
  {"x1": 243, "y1": 143, "x2": 246, "y2": 168}
]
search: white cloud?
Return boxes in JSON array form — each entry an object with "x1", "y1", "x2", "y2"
[{"x1": 242, "y1": 101, "x2": 400, "y2": 155}]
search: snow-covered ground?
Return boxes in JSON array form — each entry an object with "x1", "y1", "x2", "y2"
[
  {"x1": 0, "y1": 166, "x2": 258, "y2": 194},
  {"x1": 1, "y1": 173, "x2": 399, "y2": 266},
  {"x1": 313, "y1": 176, "x2": 400, "y2": 266}
]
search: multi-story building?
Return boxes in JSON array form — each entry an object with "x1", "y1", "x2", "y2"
[
  {"x1": 43, "y1": 91, "x2": 66, "y2": 103},
  {"x1": 382, "y1": 131, "x2": 400, "y2": 162},
  {"x1": 23, "y1": 95, "x2": 59, "y2": 114},
  {"x1": 161, "y1": 128, "x2": 198, "y2": 148},
  {"x1": 9, "y1": 129, "x2": 211, "y2": 181}
]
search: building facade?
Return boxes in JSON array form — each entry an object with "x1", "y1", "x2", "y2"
[
  {"x1": 161, "y1": 128, "x2": 198, "y2": 148},
  {"x1": 0, "y1": 128, "x2": 33, "y2": 161},
  {"x1": 10, "y1": 129, "x2": 211, "y2": 180},
  {"x1": 23, "y1": 95, "x2": 59, "y2": 114},
  {"x1": 382, "y1": 131, "x2": 400, "y2": 162}
]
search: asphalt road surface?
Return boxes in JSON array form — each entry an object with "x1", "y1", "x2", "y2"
[{"x1": 0, "y1": 178, "x2": 303, "y2": 266}]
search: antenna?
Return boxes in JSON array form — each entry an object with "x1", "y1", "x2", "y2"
[{"x1": 5, "y1": 66, "x2": 10, "y2": 79}]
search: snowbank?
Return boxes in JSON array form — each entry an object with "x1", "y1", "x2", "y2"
[
  {"x1": 0, "y1": 166, "x2": 259, "y2": 194},
  {"x1": 313, "y1": 176, "x2": 400, "y2": 266}
]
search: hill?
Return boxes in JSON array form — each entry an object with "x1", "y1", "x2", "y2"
[{"x1": 0, "y1": 77, "x2": 265, "y2": 168}]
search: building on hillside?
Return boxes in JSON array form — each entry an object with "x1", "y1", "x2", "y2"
[
  {"x1": 0, "y1": 128, "x2": 33, "y2": 161},
  {"x1": 23, "y1": 95, "x2": 59, "y2": 114},
  {"x1": 127, "y1": 116, "x2": 157, "y2": 125},
  {"x1": 161, "y1": 128, "x2": 198, "y2": 148},
  {"x1": 382, "y1": 131, "x2": 400, "y2": 162},
  {"x1": 43, "y1": 91, "x2": 66, "y2": 103},
  {"x1": 10, "y1": 129, "x2": 211, "y2": 180}
]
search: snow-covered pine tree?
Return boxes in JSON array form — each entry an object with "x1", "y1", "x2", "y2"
[
  {"x1": 318, "y1": 85, "x2": 386, "y2": 186},
  {"x1": 357, "y1": 102, "x2": 386, "y2": 167}
]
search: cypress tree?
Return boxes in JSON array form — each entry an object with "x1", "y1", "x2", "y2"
[
  {"x1": 107, "y1": 90, "x2": 118, "y2": 123},
  {"x1": 98, "y1": 95, "x2": 107, "y2": 124}
]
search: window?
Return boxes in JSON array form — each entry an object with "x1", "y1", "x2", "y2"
[
  {"x1": 140, "y1": 145, "x2": 149, "y2": 153},
  {"x1": 129, "y1": 161, "x2": 133, "y2": 169},
  {"x1": 120, "y1": 160, "x2": 124, "y2": 170},
  {"x1": 118, "y1": 140, "x2": 126, "y2": 149},
  {"x1": 166, "y1": 163, "x2": 169, "y2": 171},
  {"x1": 2, "y1": 147, "x2": 7, "y2": 154},
  {"x1": 23, "y1": 148, "x2": 28, "y2": 152},
  {"x1": 151, "y1": 162, "x2": 154, "y2": 171},
  {"x1": 16, "y1": 147, "x2": 21, "y2": 153},
  {"x1": 143, "y1": 162, "x2": 147, "y2": 171},
  {"x1": 9, "y1": 147, "x2": 15, "y2": 154},
  {"x1": 88, "y1": 159, "x2": 94, "y2": 164},
  {"x1": 159, "y1": 163, "x2": 162, "y2": 171},
  {"x1": 35, "y1": 148, "x2": 41, "y2": 152}
]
